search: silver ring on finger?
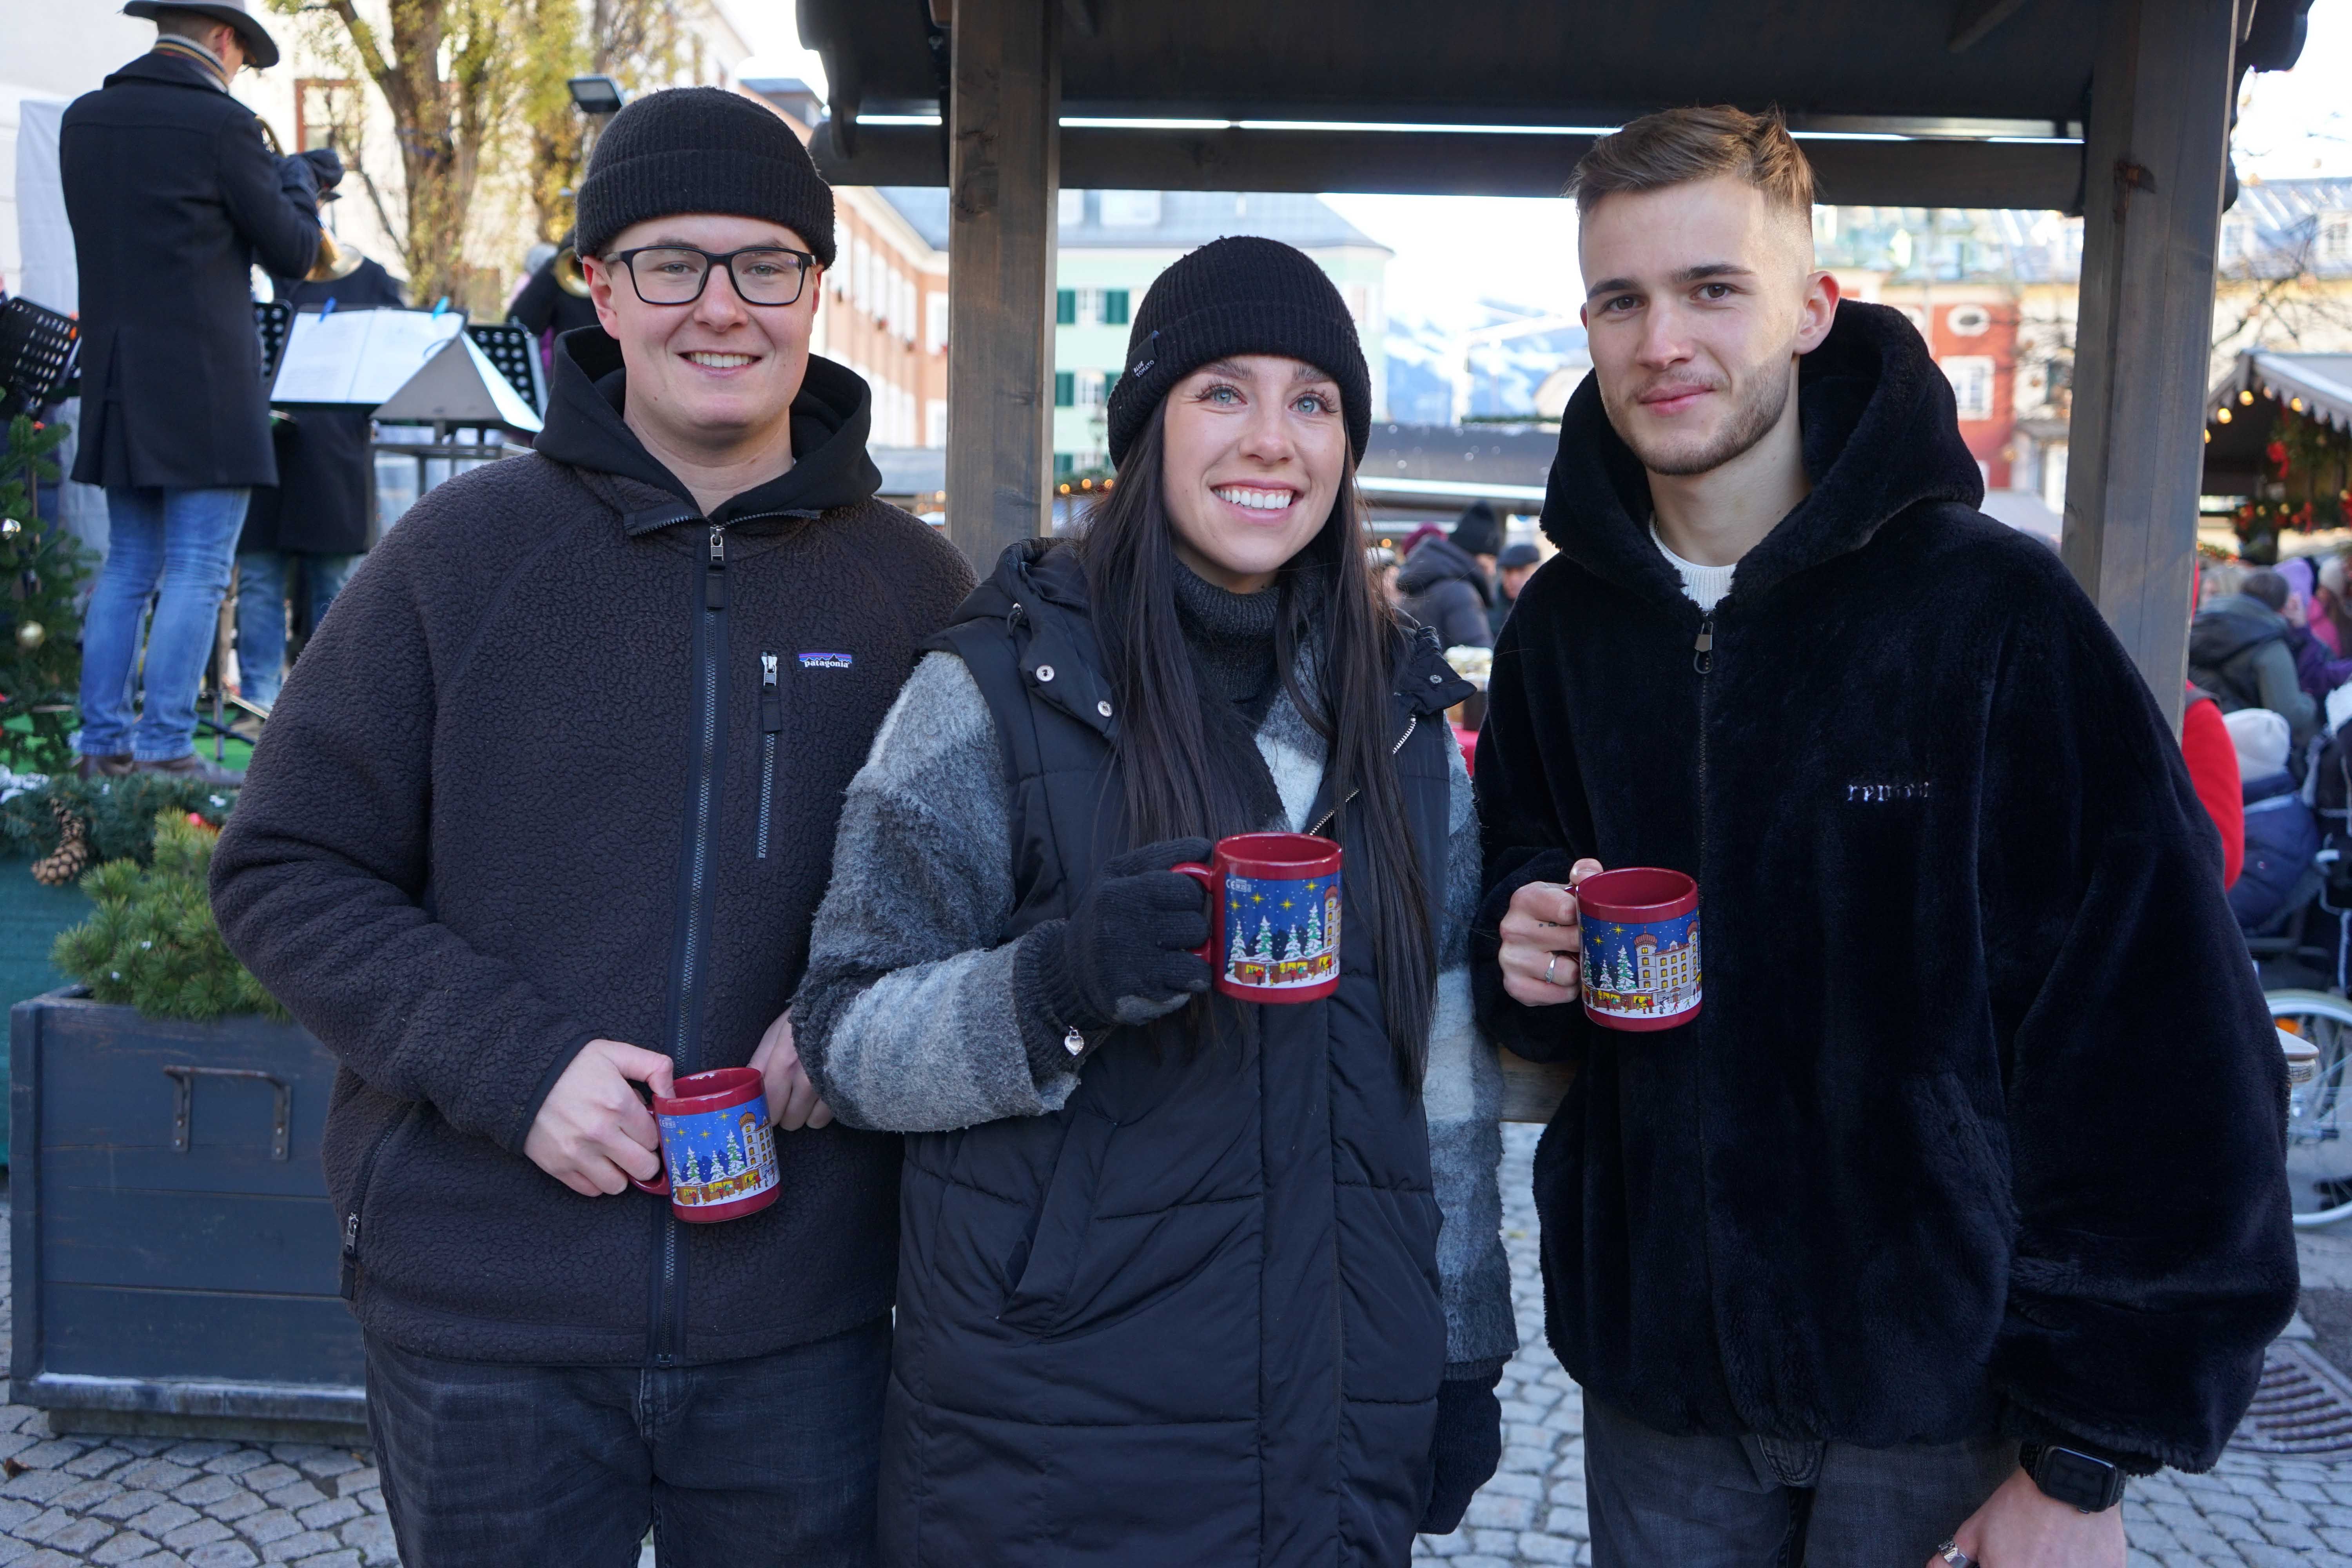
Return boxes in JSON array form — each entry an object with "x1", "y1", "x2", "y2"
[
  {"x1": 1545, "y1": 953, "x2": 1562, "y2": 988},
  {"x1": 1936, "y1": 1541, "x2": 1975, "y2": 1568}
]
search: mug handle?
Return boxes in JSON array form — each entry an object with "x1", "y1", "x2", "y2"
[
  {"x1": 1170, "y1": 863, "x2": 1216, "y2": 964},
  {"x1": 630, "y1": 1155, "x2": 670, "y2": 1197}
]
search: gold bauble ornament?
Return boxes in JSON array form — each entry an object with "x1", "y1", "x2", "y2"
[
  {"x1": 0, "y1": 518, "x2": 21, "y2": 539},
  {"x1": 16, "y1": 621, "x2": 44, "y2": 650}
]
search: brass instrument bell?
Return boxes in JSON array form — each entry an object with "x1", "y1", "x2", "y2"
[{"x1": 554, "y1": 245, "x2": 591, "y2": 298}]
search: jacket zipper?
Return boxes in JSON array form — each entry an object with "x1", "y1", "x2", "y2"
[
  {"x1": 338, "y1": 1105, "x2": 416, "y2": 1300},
  {"x1": 757, "y1": 652, "x2": 781, "y2": 859},
  {"x1": 652, "y1": 521, "x2": 731, "y2": 1367},
  {"x1": 1307, "y1": 715, "x2": 1419, "y2": 838}
]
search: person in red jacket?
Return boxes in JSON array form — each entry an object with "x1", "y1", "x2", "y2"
[{"x1": 2183, "y1": 682, "x2": 2244, "y2": 888}]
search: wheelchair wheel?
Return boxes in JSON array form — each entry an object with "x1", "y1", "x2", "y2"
[{"x1": 2268, "y1": 989, "x2": 2352, "y2": 1228}]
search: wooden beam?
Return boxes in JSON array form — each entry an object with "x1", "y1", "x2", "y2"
[
  {"x1": 2060, "y1": 0, "x2": 2239, "y2": 731},
  {"x1": 814, "y1": 121, "x2": 2083, "y2": 210},
  {"x1": 944, "y1": 0, "x2": 1060, "y2": 570},
  {"x1": 1949, "y1": 0, "x2": 2035, "y2": 50},
  {"x1": 1498, "y1": 1053, "x2": 1576, "y2": 1125}
]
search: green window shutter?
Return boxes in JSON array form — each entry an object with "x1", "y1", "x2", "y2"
[
  {"x1": 1056, "y1": 289, "x2": 1077, "y2": 325},
  {"x1": 1054, "y1": 453, "x2": 1076, "y2": 477},
  {"x1": 1055, "y1": 371, "x2": 1075, "y2": 407},
  {"x1": 1104, "y1": 290, "x2": 1130, "y2": 326}
]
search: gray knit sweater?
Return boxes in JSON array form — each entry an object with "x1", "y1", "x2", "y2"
[{"x1": 795, "y1": 635, "x2": 1517, "y2": 1374}]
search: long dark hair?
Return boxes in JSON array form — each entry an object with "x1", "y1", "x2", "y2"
[{"x1": 1074, "y1": 403, "x2": 1437, "y2": 1084}]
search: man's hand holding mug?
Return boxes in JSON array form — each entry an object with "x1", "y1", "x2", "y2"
[
  {"x1": 524, "y1": 1038, "x2": 675, "y2": 1197},
  {"x1": 1498, "y1": 858, "x2": 1604, "y2": 1007}
]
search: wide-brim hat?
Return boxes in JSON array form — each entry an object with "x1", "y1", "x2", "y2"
[{"x1": 123, "y1": 0, "x2": 281, "y2": 69}]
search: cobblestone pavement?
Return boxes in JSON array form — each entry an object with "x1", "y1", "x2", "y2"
[{"x1": 1, "y1": 1135, "x2": 2348, "y2": 1565}]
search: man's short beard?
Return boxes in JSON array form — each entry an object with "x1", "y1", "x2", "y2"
[{"x1": 1611, "y1": 365, "x2": 1793, "y2": 479}]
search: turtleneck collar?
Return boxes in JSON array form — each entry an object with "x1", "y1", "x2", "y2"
[{"x1": 1172, "y1": 560, "x2": 1281, "y2": 722}]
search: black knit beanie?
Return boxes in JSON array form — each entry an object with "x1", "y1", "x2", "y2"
[
  {"x1": 575, "y1": 87, "x2": 836, "y2": 267},
  {"x1": 1106, "y1": 236, "x2": 1371, "y2": 468},
  {"x1": 1452, "y1": 501, "x2": 1501, "y2": 558}
]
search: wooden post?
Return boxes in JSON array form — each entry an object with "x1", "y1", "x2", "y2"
[
  {"x1": 2060, "y1": 0, "x2": 2241, "y2": 731},
  {"x1": 944, "y1": 0, "x2": 1061, "y2": 570}
]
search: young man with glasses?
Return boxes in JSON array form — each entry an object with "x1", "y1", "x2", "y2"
[{"x1": 213, "y1": 88, "x2": 972, "y2": 1565}]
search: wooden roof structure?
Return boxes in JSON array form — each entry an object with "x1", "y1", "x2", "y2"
[{"x1": 797, "y1": 0, "x2": 2314, "y2": 726}]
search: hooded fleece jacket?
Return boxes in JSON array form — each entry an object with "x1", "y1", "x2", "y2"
[
  {"x1": 1472, "y1": 300, "x2": 2296, "y2": 1474},
  {"x1": 1397, "y1": 535, "x2": 1495, "y2": 651},
  {"x1": 210, "y1": 327, "x2": 973, "y2": 1365}
]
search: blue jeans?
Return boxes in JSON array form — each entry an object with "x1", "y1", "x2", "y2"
[
  {"x1": 77, "y1": 486, "x2": 249, "y2": 761},
  {"x1": 1582, "y1": 1396, "x2": 2016, "y2": 1567},
  {"x1": 364, "y1": 1318, "x2": 891, "y2": 1568},
  {"x1": 234, "y1": 549, "x2": 359, "y2": 709}
]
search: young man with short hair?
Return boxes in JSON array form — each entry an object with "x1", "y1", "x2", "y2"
[
  {"x1": 1474, "y1": 105, "x2": 2295, "y2": 1568},
  {"x1": 213, "y1": 88, "x2": 972, "y2": 1565}
]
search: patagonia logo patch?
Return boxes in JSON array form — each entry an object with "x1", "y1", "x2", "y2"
[
  {"x1": 1846, "y1": 779, "x2": 1933, "y2": 803},
  {"x1": 798, "y1": 651, "x2": 854, "y2": 670}
]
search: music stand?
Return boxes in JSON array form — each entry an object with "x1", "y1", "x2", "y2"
[
  {"x1": 465, "y1": 322, "x2": 547, "y2": 415},
  {"x1": 0, "y1": 297, "x2": 78, "y2": 421},
  {"x1": 254, "y1": 300, "x2": 296, "y2": 385}
]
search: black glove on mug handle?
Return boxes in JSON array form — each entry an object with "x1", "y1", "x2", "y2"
[{"x1": 1026, "y1": 837, "x2": 1215, "y2": 1044}]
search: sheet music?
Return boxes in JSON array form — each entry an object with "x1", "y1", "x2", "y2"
[{"x1": 271, "y1": 309, "x2": 465, "y2": 405}]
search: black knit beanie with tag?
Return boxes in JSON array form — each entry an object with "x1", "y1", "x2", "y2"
[
  {"x1": 1106, "y1": 236, "x2": 1372, "y2": 467},
  {"x1": 575, "y1": 87, "x2": 836, "y2": 267}
]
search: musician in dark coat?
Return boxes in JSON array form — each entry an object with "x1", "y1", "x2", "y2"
[
  {"x1": 61, "y1": 0, "x2": 322, "y2": 781},
  {"x1": 237, "y1": 156, "x2": 405, "y2": 709}
]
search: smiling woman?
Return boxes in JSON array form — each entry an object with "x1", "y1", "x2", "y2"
[
  {"x1": 1159, "y1": 355, "x2": 1349, "y2": 592},
  {"x1": 789, "y1": 232, "x2": 1521, "y2": 1563}
]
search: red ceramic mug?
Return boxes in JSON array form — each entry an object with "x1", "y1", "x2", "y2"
[
  {"x1": 630, "y1": 1067, "x2": 781, "y2": 1223},
  {"x1": 1574, "y1": 867, "x2": 1701, "y2": 1033},
  {"x1": 1172, "y1": 832, "x2": 1344, "y2": 1003}
]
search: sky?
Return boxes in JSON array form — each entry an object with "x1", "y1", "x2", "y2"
[{"x1": 733, "y1": 0, "x2": 2352, "y2": 329}]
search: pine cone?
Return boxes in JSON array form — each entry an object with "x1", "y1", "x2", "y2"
[{"x1": 32, "y1": 800, "x2": 90, "y2": 887}]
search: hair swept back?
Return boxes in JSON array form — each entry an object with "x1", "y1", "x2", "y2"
[
  {"x1": 1071, "y1": 402, "x2": 1437, "y2": 1085},
  {"x1": 1567, "y1": 105, "x2": 1817, "y2": 219}
]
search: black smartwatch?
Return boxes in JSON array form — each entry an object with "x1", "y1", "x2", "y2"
[{"x1": 2018, "y1": 1442, "x2": 2127, "y2": 1512}]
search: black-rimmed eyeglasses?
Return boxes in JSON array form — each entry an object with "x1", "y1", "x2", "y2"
[{"x1": 604, "y1": 245, "x2": 818, "y2": 307}]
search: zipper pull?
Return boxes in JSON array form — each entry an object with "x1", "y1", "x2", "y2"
[
  {"x1": 704, "y1": 525, "x2": 726, "y2": 611},
  {"x1": 338, "y1": 1211, "x2": 360, "y2": 1300},
  {"x1": 1693, "y1": 615, "x2": 1713, "y2": 675},
  {"x1": 760, "y1": 652, "x2": 783, "y2": 733}
]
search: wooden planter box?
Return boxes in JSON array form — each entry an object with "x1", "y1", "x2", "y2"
[{"x1": 9, "y1": 988, "x2": 364, "y2": 1437}]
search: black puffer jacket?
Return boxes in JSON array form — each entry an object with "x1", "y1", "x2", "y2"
[
  {"x1": 212, "y1": 330, "x2": 972, "y2": 1364},
  {"x1": 1474, "y1": 301, "x2": 2296, "y2": 1473},
  {"x1": 873, "y1": 544, "x2": 1473, "y2": 1565},
  {"x1": 1398, "y1": 535, "x2": 1494, "y2": 649}
]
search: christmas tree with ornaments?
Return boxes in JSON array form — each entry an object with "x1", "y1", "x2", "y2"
[{"x1": 0, "y1": 414, "x2": 90, "y2": 774}]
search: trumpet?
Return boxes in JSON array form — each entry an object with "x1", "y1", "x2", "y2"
[
  {"x1": 554, "y1": 244, "x2": 590, "y2": 298},
  {"x1": 305, "y1": 228, "x2": 366, "y2": 283}
]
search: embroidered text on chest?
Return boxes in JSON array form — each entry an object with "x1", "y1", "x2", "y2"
[{"x1": 1846, "y1": 780, "x2": 1934, "y2": 803}]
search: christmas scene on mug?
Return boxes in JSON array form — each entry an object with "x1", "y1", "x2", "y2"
[
  {"x1": 1223, "y1": 873, "x2": 1343, "y2": 989},
  {"x1": 660, "y1": 1106, "x2": 780, "y2": 1208},
  {"x1": 1583, "y1": 910, "x2": 1702, "y2": 1020}
]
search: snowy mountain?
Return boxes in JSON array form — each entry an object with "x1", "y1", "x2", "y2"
[{"x1": 1386, "y1": 305, "x2": 1592, "y2": 424}]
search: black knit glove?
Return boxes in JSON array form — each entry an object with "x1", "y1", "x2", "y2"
[
  {"x1": 1419, "y1": 1367, "x2": 1504, "y2": 1535},
  {"x1": 1014, "y1": 838, "x2": 1213, "y2": 1080},
  {"x1": 276, "y1": 151, "x2": 324, "y2": 203}
]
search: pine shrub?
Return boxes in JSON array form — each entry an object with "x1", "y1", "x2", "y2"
[{"x1": 53, "y1": 811, "x2": 284, "y2": 1022}]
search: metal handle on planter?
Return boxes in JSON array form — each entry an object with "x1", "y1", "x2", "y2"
[{"x1": 163, "y1": 1067, "x2": 292, "y2": 1161}]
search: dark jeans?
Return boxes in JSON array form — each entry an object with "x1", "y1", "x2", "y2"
[
  {"x1": 365, "y1": 1318, "x2": 890, "y2": 1567},
  {"x1": 1583, "y1": 1396, "x2": 2017, "y2": 1568}
]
